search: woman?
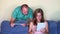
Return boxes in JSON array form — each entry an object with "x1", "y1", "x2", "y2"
[{"x1": 28, "y1": 8, "x2": 48, "y2": 34}]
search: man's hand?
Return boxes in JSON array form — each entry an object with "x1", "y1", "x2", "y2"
[
  {"x1": 20, "y1": 24, "x2": 26, "y2": 27},
  {"x1": 10, "y1": 18, "x2": 15, "y2": 27},
  {"x1": 10, "y1": 23, "x2": 15, "y2": 27}
]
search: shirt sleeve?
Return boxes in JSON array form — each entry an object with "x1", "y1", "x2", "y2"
[
  {"x1": 29, "y1": 8, "x2": 33, "y2": 19},
  {"x1": 11, "y1": 7, "x2": 18, "y2": 19}
]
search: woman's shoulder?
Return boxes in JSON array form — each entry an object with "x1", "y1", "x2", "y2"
[
  {"x1": 44, "y1": 20, "x2": 48, "y2": 23},
  {"x1": 29, "y1": 21, "x2": 34, "y2": 25},
  {"x1": 44, "y1": 20, "x2": 48, "y2": 25},
  {"x1": 28, "y1": 19, "x2": 34, "y2": 25}
]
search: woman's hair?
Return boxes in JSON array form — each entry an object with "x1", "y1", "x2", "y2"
[
  {"x1": 21, "y1": 4, "x2": 29, "y2": 10},
  {"x1": 33, "y1": 8, "x2": 45, "y2": 25}
]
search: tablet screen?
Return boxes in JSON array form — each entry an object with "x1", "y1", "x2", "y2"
[{"x1": 37, "y1": 23, "x2": 46, "y2": 31}]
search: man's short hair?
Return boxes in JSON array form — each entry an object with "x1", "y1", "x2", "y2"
[{"x1": 21, "y1": 4, "x2": 29, "y2": 9}]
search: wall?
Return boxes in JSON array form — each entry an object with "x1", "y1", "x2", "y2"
[{"x1": 0, "y1": 0, "x2": 60, "y2": 25}]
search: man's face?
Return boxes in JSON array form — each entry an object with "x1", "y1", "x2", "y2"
[{"x1": 22, "y1": 7, "x2": 28, "y2": 15}]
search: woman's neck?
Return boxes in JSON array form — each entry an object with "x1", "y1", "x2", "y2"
[{"x1": 37, "y1": 20, "x2": 40, "y2": 23}]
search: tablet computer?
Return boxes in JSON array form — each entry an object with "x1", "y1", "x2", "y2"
[{"x1": 37, "y1": 23, "x2": 46, "y2": 31}]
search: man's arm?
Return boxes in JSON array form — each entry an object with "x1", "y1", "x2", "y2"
[
  {"x1": 10, "y1": 7, "x2": 19, "y2": 27},
  {"x1": 10, "y1": 18, "x2": 15, "y2": 27},
  {"x1": 29, "y1": 8, "x2": 33, "y2": 19}
]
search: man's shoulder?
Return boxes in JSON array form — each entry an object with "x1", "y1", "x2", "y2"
[
  {"x1": 13, "y1": 6, "x2": 21, "y2": 13},
  {"x1": 29, "y1": 7, "x2": 33, "y2": 10},
  {"x1": 15, "y1": 6, "x2": 21, "y2": 9},
  {"x1": 28, "y1": 7, "x2": 33, "y2": 13}
]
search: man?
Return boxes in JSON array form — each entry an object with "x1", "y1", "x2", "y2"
[
  {"x1": 10, "y1": 4, "x2": 33, "y2": 27},
  {"x1": 1, "y1": 4, "x2": 33, "y2": 34}
]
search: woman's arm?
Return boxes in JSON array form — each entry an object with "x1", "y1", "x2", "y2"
[
  {"x1": 29, "y1": 22, "x2": 33, "y2": 32},
  {"x1": 45, "y1": 21, "x2": 49, "y2": 34},
  {"x1": 40, "y1": 21, "x2": 48, "y2": 33},
  {"x1": 28, "y1": 22, "x2": 34, "y2": 34}
]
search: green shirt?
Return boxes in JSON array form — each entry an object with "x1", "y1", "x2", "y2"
[{"x1": 12, "y1": 6, "x2": 33, "y2": 21}]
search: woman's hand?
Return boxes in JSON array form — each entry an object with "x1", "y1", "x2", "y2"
[{"x1": 40, "y1": 28, "x2": 45, "y2": 32}]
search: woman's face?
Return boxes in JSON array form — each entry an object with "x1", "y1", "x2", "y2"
[
  {"x1": 36, "y1": 13, "x2": 42, "y2": 22},
  {"x1": 22, "y1": 7, "x2": 28, "y2": 15}
]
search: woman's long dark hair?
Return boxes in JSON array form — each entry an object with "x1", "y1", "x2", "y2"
[{"x1": 33, "y1": 8, "x2": 45, "y2": 25}]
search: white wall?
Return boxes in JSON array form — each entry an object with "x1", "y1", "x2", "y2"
[{"x1": 0, "y1": 0, "x2": 60, "y2": 25}]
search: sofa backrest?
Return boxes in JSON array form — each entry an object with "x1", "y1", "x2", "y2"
[
  {"x1": 57, "y1": 21, "x2": 60, "y2": 34},
  {"x1": 47, "y1": 20, "x2": 57, "y2": 34}
]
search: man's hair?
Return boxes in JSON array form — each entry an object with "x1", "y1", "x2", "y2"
[{"x1": 21, "y1": 4, "x2": 29, "y2": 9}]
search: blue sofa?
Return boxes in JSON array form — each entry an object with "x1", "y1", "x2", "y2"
[
  {"x1": 1, "y1": 20, "x2": 60, "y2": 34},
  {"x1": 47, "y1": 20, "x2": 57, "y2": 34},
  {"x1": 1, "y1": 20, "x2": 28, "y2": 34},
  {"x1": 0, "y1": 26, "x2": 1, "y2": 34},
  {"x1": 57, "y1": 21, "x2": 60, "y2": 34}
]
